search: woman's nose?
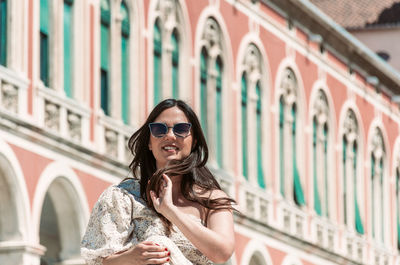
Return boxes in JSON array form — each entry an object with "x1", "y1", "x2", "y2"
[{"x1": 164, "y1": 127, "x2": 176, "y2": 139}]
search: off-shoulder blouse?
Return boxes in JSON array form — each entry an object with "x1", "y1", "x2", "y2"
[{"x1": 81, "y1": 178, "x2": 213, "y2": 265}]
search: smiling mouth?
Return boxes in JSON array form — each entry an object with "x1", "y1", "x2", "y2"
[{"x1": 162, "y1": 146, "x2": 179, "y2": 151}]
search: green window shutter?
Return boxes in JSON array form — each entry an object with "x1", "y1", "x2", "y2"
[
  {"x1": 171, "y1": 30, "x2": 179, "y2": 99},
  {"x1": 121, "y1": 1, "x2": 129, "y2": 124},
  {"x1": 40, "y1": 0, "x2": 50, "y2": 86},
  {"x1": 313, "y1": 118, "x2": 322, "y2": 215},
  {"x1": 324, "y1": 124, "x2": 329, "y2": 217},
  {"x1": 371, "y1": 154, "x2": 376, "y2": 238},
  {"x1": 354, "y1": 143, "x2": 364, "y2": 234},
  {"x1": 343, "y1": 137, "x2": 348, "y2": 225},
  {"x1": 200, "y1": 48, "x2": 208, "y2": 139},
  {"x1": 216, "y1": 57, "x2": 223, "y2": 167},
  {"x1": 256, "y1": 83, "x2": 265, "y2": 188},
  {"x1": 279, "y1": 97, "x2": 285, "y2": 196},
  {"x1": 0, "y1": 0, "x2": 7, "y2": 66},
  {"x1": 153, "y1": 20, "x2": 162, "y2": 105},
  {"x1": 63, "y1": 0, "x2": 73, "y2": 97},
  {"x1": 241, "y1": 74, "x2": 248, "y2": 180},
  {"x1": 292, "y1": 104, "x2": 305, "y2": 206},
  {"x1": 100, "y1": 0, "x2": 110, "y2": 115}
]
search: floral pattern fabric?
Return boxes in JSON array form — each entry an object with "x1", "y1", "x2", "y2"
[{"x1": 81, "y1": 178, "x2": 213, "y2": 265}]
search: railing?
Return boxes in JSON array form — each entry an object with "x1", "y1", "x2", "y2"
[
  {"x1": 36, "y1": 85, "x2": 91, "y2": 146},
  {"x1": 97, "y1": 113, "x2": 134, "y2": 164},
  {"x1": 277, "y1": 199, "x2": 307, "y2": 239},
  {"x1": 0, "y1": 66, "x2": 28, "y2": 117},
  {"x1": 342, "y1": 230, "x2": 367, "y2": 263},
  {"x1": 370, "y1": 241, "x2": 392, "y2": 265},
  {"x1": 238, "y1": 181, "x2": 273, "y2": 225},
  {"x1": 310, "y1": 215, "x2": 338, "y2": 252}
]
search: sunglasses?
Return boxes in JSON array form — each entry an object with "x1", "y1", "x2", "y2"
[{"x1": 148, "y1": 122, "x2": 192, "y2": 138}]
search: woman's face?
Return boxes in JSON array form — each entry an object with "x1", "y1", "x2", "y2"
[{"x1": 149, "y1": 106, "x2": 193, "y2": 169}]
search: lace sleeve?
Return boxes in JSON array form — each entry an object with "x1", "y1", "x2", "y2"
[{"x1": 81, "y1": 185, "x2": 136, "y2": 265}]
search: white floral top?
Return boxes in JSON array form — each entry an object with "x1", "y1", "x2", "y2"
[{"x1": 81, "y1": 178, "x2": 213, "y2": 265}]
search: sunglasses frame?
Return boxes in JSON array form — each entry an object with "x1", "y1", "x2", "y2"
[{"x1": 148, "y1": 122, "x2": 192, "y2": 138}]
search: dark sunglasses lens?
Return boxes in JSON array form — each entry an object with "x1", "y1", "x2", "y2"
[
  {"x1": 173, "y1": 123, "x2": 191, "y2": 137},
  {"x1": 149, "y1": 123, "x2": 167, "y2": 137}
]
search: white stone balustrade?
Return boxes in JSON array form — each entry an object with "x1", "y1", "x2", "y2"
[
  {"x1": 238, "y1": 182, "x2": 273, "y2": 225},
  {"x1": 97, "y1": 114, "x2": 134, "y2": 163},
  {"x1": 36, "y1": 85, "x2": 90, "y2": 146},
  {"x1": 310, "y1": 216, "x2": 338, "y2": 252},
  {"x1": 0, "y1": 66, "x2": 28, "y2": 117},
  {"x1": 277, "y1": 200, "x2": 307, "y2": 239}
]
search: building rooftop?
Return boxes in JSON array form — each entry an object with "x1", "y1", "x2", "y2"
[{"x1": 309, "y1": 0, "x2": 400, "y2": 29}]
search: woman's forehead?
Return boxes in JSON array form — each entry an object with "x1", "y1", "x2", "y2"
[{"x1": 153, "y1": 106, "x2": 189, "y2": 123}]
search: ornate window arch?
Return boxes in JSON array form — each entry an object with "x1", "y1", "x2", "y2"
[
  {"x1": 370, "y1": 127, "x2": 385, "y2": 242},
  {"x1": 241, "y1": 44, "x2": 265, "y2": 188},
  {"x1": 312, "y1": 89, "x2": 330, "y2": 216},
  {"x1": 152, "y1": 0, "x2": 186, "y2": 104},
  {"x1": 342, "y1": 109, "x2": 364, "y2": 234},
  {"x1": 278, "y1": 67, "x2": 305, "y2": 206},
  {"x1": 199, "y1": 17, "x2": 225, "y2": 168}
]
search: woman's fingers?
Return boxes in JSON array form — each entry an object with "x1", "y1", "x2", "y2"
[{"x1": 146, "y1": 256, "x2": 170, "y2": 264}]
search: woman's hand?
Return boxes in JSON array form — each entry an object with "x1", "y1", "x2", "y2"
[
  {"x1": 150, "y1": 174, "x2": 176, "y2": 218},
  {"x1": 103, "y1": 241, "x2": 170, "y2": 265}
]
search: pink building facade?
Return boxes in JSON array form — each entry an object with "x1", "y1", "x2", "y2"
[{"x1": 0, "y1": 0, "x2": 400, "y2": 265}]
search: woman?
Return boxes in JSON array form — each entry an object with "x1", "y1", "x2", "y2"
[{"x1": 81, "y1": 99, "x2": 235, "y2": 265}]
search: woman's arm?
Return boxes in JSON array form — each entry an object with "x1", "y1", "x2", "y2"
[
  {"x1": 150, "y1": 175, "x2": 235, "y2": 264},
  {"x1": 102, "y1": 242, "x2": 170, "y2": 265}
]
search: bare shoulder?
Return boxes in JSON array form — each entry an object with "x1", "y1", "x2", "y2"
[{"x1": 193, "y1": 185, "x2": 229, "y2": 200}]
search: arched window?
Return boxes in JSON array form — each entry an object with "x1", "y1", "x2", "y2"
[
  {"x1": 200, "y1": 18, "x2": 225, "y2": 167},
  {"x1": 279, "y1": 96, "x2": 285, "y2": 195},
  {"x1": 256, "y1": 82, "x2": 265, "y2": 188},
  {"x1": 292, "y1": 104, "x2": 305, "y2": 205},
  {"x1": 241, "y1": 44, "x2": 265, "y2": 188},
  {"x1": 279, "y1": 68, "x2": 305, "y2": 206},
  {"x1": 120, "y1": 0, "x2": 130, "y2": 124},
  {"x1": 64, "y1": 0, "x2": 73, "y2": 97},
  {"x1": 171, "y1": 29, "x2": 179, "y2": 99},
  {"x1": 342, "y1": 110, "x2": 364, "y2": 234},
  {"x1": 40, "y1": 0, "x2": 50, "y2": 86},
  {"x1": 200, "y1": 48, "x2": 208, "y2": 138},
  {"x1": 100, "y1": 0, "x2": 111, "y2": 115},
  {"x1": 215, "y1": 56, "x2": 223, "y2": 167},
  {"x1": 370, "y1": 128, "x2": 385, "y2": 242},
  {"x1": 312, "y1": 90, "x2": 330, "y2": 217},
  {"x1": 153, "y1": 19, "x2": 162, "y2": 105},
  {"x1": 241, "y1": 73, "x2": 248, "y2": 179},
  {"x1": 0, "y1": 0, "x2": 7, "y2": 66}
]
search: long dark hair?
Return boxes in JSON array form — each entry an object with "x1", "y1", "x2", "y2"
[{"x1": 128, "y1": 99, "x2": 235, "y2": 233}]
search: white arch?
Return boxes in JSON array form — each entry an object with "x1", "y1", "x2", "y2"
[
  {"x1": 147, "y1": 0, "x2": 193, "y2": 107},
  {"x1": 236, "y1": 33, "x2": 273, "y2": 188},
  {"x1": 240, "y1": 239, "x2": 273, "y2": 265},
  {"x1": 193, "y1": 5, "x2": 235, "y2": 171},
  {"x1": 0, "y1": 138, "x2": 30, "y2": 242},
  {"x1": 32, "y1": 161, "x2": 90, "y2": 244},
  {"x1": 337, "y1": 101, "x2": 366, "y2": 227},
  {"x1": 365, "y1": 118, "x2": 391, "y2": 245},
  {"x1": 308, "y1": 79, "x2": 337, "y2": 219},
  {"x1": 273, "y1": 58, "x2": 308, "y2": 201},
  {"x1": 281, "y1": 254, "x2": 304, "y2": 265}
]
